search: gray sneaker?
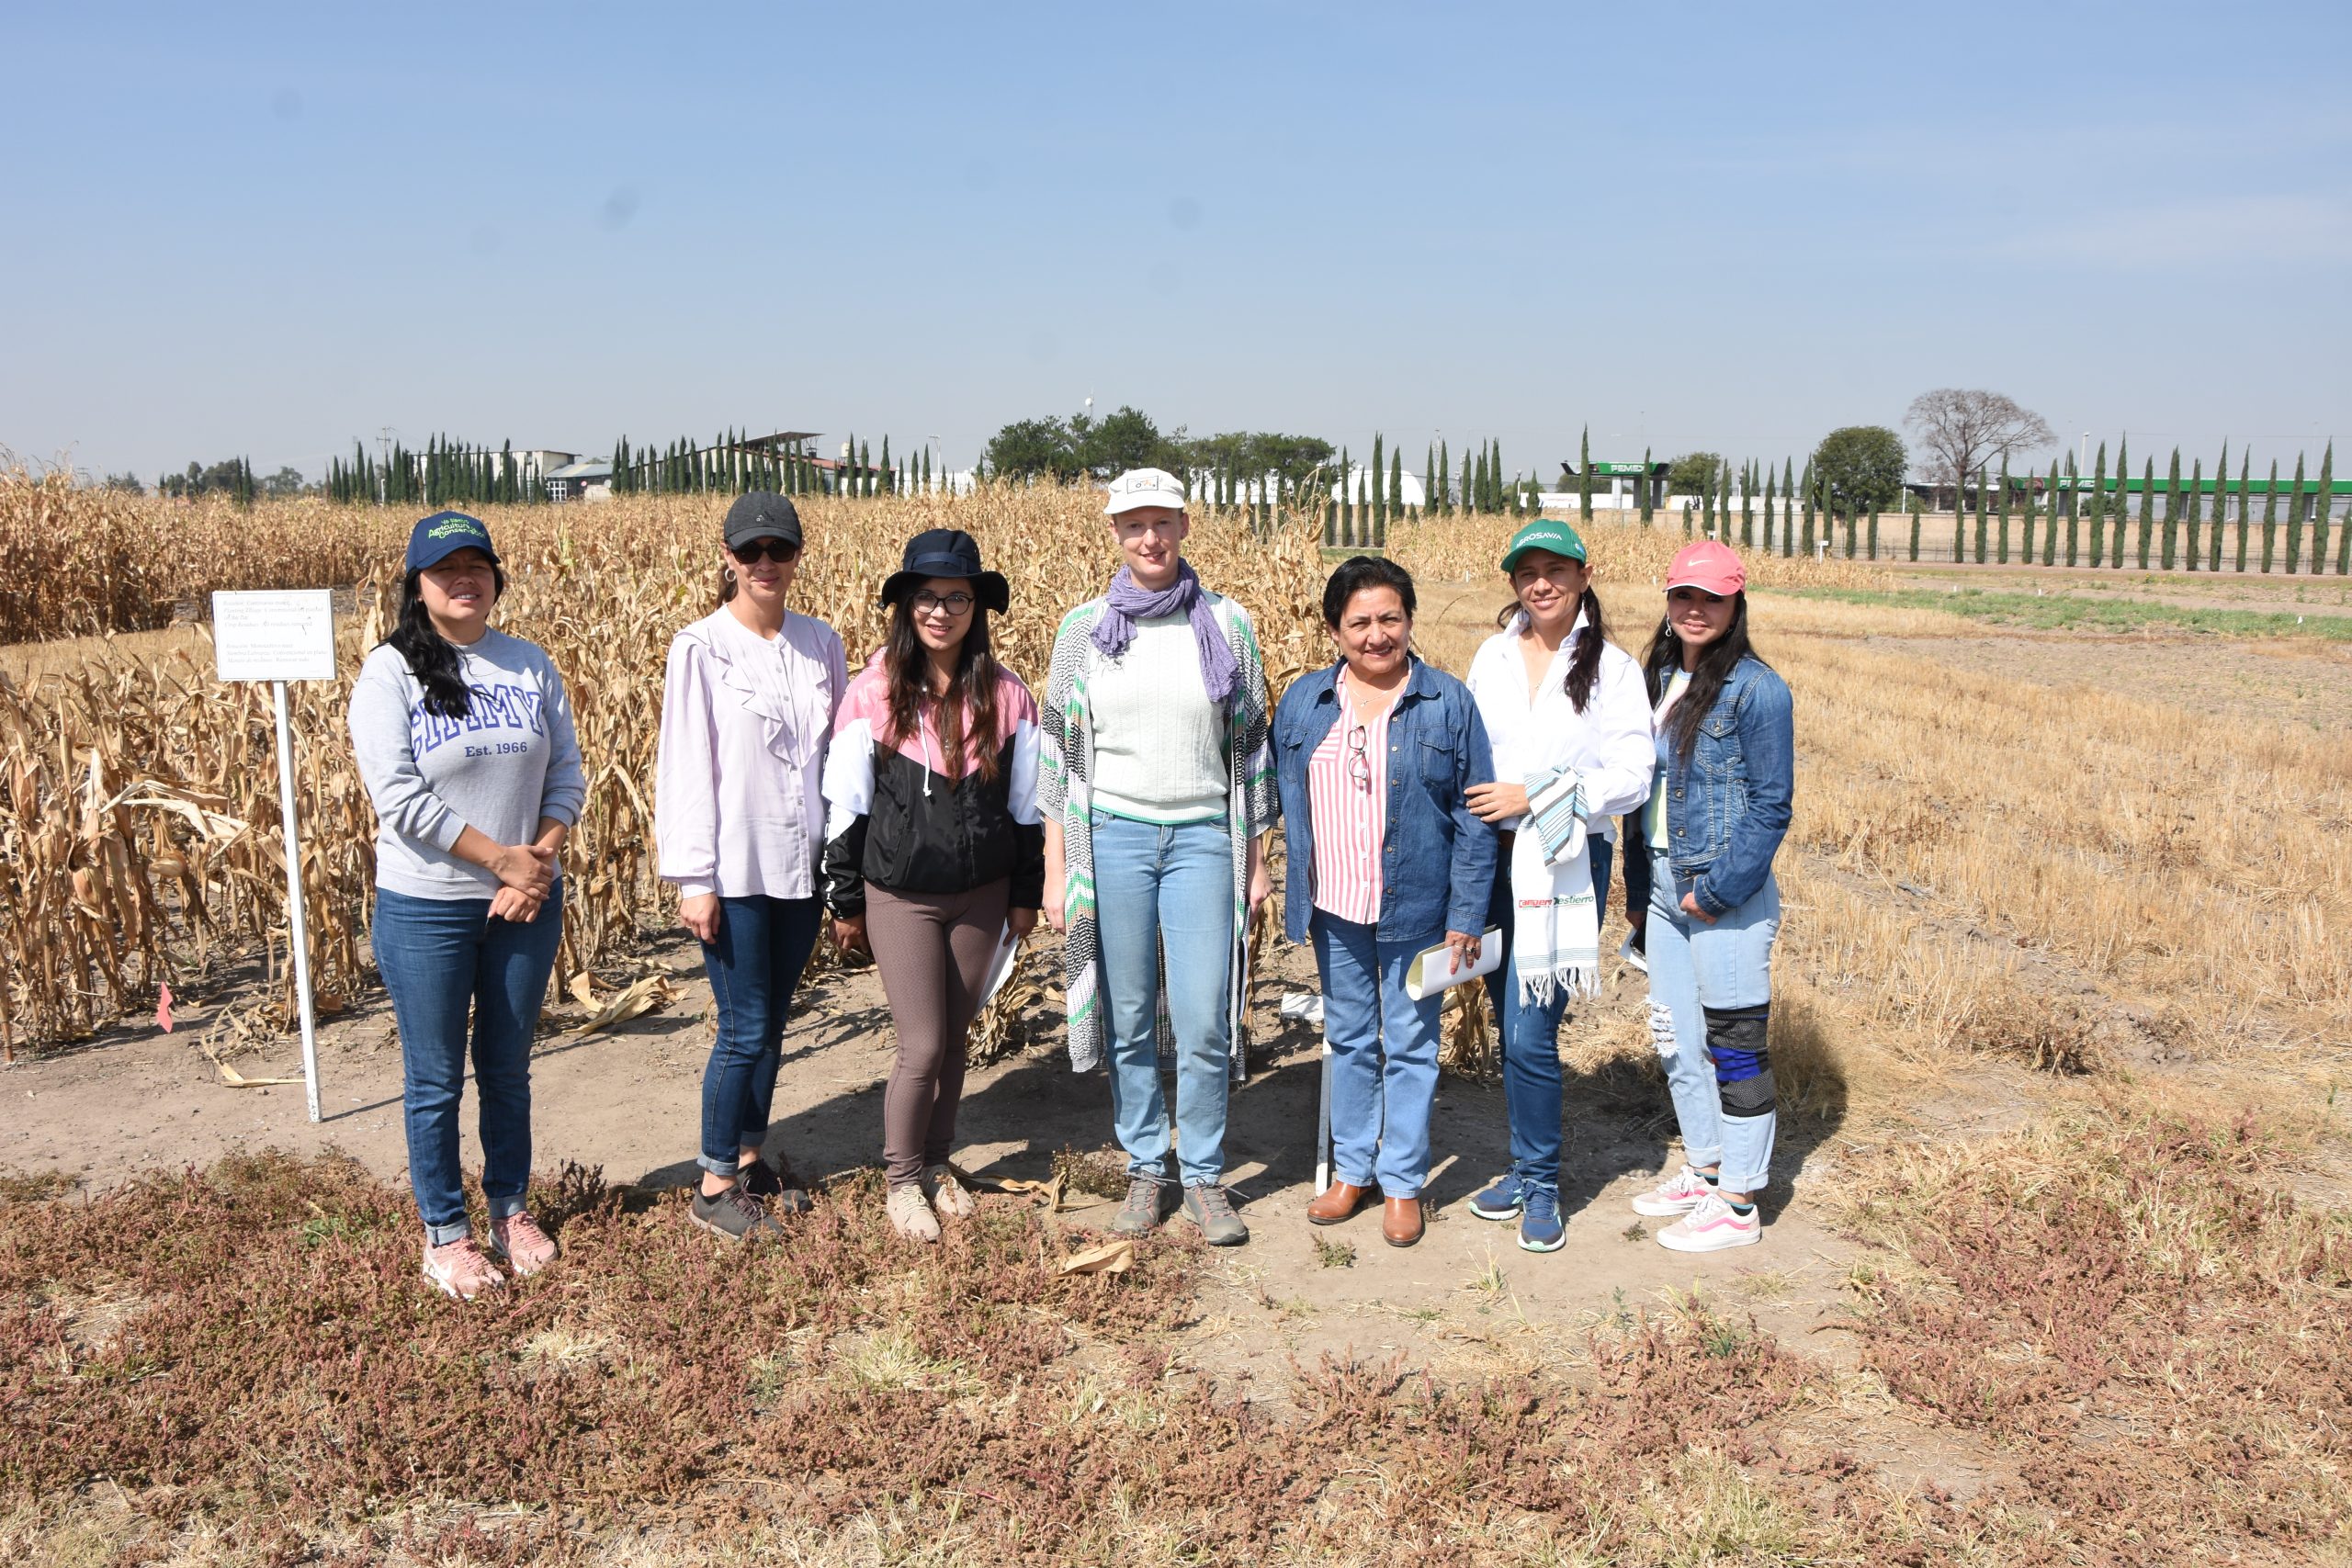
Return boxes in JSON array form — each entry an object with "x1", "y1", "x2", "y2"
[
  {"x1": 1109, "y1": 1175, "x2": 1170, "y2": 1237},
  {"x1": 691, "y1": 1182, "x2": 782, "y2": 1244},
  {"x1": 1181, "y1": 1183, "x2": 1250, "y2": 1247}
]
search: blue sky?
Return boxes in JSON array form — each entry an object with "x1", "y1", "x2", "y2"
[{"x1": 6, "y1": 1, "x2": 2346, "y2": 485}]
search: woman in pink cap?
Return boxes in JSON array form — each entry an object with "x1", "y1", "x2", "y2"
[{"x1": 1629, "y1": 540, "x2": 1793, "y2": 1252}]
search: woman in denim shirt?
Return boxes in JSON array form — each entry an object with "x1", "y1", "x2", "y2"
[
  {"x1": 1272, "y1": 558, "x2": 1497, "y2": 1248},
  {"x1": 1628, "y1": 541, "x2": 1794, "y2": 1253}
]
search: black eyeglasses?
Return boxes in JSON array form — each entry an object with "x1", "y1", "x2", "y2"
[
  {"x1": 730, "y1": 538, "x2": 800, "y2": 565},
  {"x1": 1344, "y1": 724, "x2": 1372, "y2": 789},
  {"x1": 911, "y1": 590, "x2": 976, "y2": 615}
]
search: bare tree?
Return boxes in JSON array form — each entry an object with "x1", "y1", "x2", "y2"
[{"x1": 1904, "y1": 389, "x2": 2055, "y2": 512}]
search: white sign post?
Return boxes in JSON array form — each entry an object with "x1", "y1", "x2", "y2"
[{"x1": 212, "y1": 591, "x2": 338, "y2": 1123}]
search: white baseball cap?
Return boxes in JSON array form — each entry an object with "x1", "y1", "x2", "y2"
[{"x1": 1103, "y1": 468, "x2": 1189, "y2": 516}]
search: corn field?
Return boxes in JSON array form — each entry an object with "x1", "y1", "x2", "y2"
[{"x1": 0, "y1": 468, "x2": 1889, "y2": 1059}]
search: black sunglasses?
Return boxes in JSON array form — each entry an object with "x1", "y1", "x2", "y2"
[{"x1": 729, "y1": 537, "x2": 800, "y2": 565}]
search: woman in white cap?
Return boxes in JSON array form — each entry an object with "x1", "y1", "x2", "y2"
[
  {"x1": 656, "y1": 491, "x2": 848, "y2": 1245},
  {"x1": 1460, "y1": 519, "x2": 1656, "y2": 1256},
  {"x1": 1038, "y1": 468, "x2": 1274, "y2": 1247},
  {"x1": 1630, "y1": 539, "x2": 1793, "y2": 1252}
]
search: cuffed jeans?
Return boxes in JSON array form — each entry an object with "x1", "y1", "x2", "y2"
[
  {"x1": 698, "y1": 894, "x2": 823, "y2": 1176},
  {"x1": 373, "y1": 885, "x2": 565, "y2": 1246},
  {"x1": 1310, "y1": 912, "x2": 1443, "y2": 1198},
  {"x1": 1091, "y1": 811, "x2": 1234, "y2": 1189},
  {"x1": 1481, "y1": 837, "x2": 1613, "y2": 1200},
  {"x1": 1646, "y1": 846, "x2": 1779, "y2": 1193}
]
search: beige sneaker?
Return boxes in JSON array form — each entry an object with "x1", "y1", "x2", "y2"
[
  {"x1": 886, "y1": 1183, "x2": 941, "y2": 1244},
  {"x1": 488, "y1": 1212, "x2": 559, "y2": 1276},
  {"x1": 423, "y1": 1237, "x2": 505, "y2": 1300},
  {"x1": 921, "y1": 1164, "x2": 977, "y2": 1220}
]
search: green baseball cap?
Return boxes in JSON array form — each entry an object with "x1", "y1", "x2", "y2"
[{"x1": 1498, "y1": 519, "x2": 1588, "y2": 574}]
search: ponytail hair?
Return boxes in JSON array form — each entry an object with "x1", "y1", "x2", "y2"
[
  {"x1": 1494, "y1": 584, "x2": 1611, "y2": 715},
  {"x1": 381, "y1": 566, "x2": 505, "y2": 719}
]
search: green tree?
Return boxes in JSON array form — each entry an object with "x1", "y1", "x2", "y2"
[
  {"x1": 2284, "y1": 452, "x2": 2307, "y2": 573},
  {"x1": 2160, "y1": 448, "x2": 2181, "y2": 569},
  {"x1": 982, "y1": 417, "x2": 1080, "y2": 481},
  {"x1": 1639, "y1": 446, "x2": 1654, "y2": 525},
  {"x1": 2233, "y1": 447, "x2": 2250, "y2": 572},
  {"x1": 2316, "y1": 440, "x2": 2336, "y2": 575},
  {"x1": 1994, "y1": 457, "x2": 2011, "y2": 563},
  {"x1": 2211, "y1": 441, "x2": 2229, "y2": 571},
  {"x1": 2084, "y1": 443, "x2": 2106, "y2": 567},
  {"x1": 1909, "y1": 492, "x2": 1923, "y2": 561},
  {"x1": 1781, "y1": 457, "x2": 1796, "y2": 558},
  {"x1": 2184, "y1": 457, "x2": 2204, "y2": 570},
  {"x1": 1578, "y1": 426, "x2": 1593, "y2": 522},
  {"x1": 1802, "y1": 459, "x2": 1819, "y2": 558},
  {"x1": 1761, "y1": 463, "x2": 1777, "y2": 552},
  {"x1": 1811, "y1": 425, "x2": 1907, "y2": 517},
  {"x1": 1667, "y1": 451, "x2": 1722, "y2": 505},
  {"x1": 2260, "y1": 457, "x2": 2279, "y2": 571}
]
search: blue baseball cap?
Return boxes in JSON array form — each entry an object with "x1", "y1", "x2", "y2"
[{"x1": 405, "y1": 511, "x2": 500, "y2": 573}]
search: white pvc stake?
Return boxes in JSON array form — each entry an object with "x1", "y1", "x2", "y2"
[
  {"x1": 1314, "y1": 1027, "x2": 1333, "y2": 1195},
  {"x1": 272, "y1": 680, "x2": 322, "y2": 1122}
]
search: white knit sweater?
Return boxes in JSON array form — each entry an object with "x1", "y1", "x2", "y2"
[{"x1": 1085, "y1": 612, "x2": 1227, "y2": 823}]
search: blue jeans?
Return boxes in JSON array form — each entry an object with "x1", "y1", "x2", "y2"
[
  {"x1": 1091, "y1": 811, "x2": 1234, "y2": 1188},
  {"x1": 1311, "y1": 912, "x2": 1443, "y2": 1197},
  {"x1": 1646, "y1": 846, "x2": 1779, "y2": 1192},
  {"x1": 698, "y1": 895, "x2": 823, "y2": 1176},
  {"x1": 1481, "y1": 837, "x2": 1613, "y2": 1199},
  {"x1": 373, "y1": 885, "x2": 566, "y2": 1246}
]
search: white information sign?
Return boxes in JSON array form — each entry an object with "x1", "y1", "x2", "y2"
[
  {"x1": 211, "y1": 590, "x2": 337, "y2": 683},
  {"x1": 209, "y1": 589, "x2": 337, "y2": 1122}
]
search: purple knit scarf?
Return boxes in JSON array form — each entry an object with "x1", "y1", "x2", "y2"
[{"x1": 1089, "y1": 560, "x2": 1238, "y2": 703}]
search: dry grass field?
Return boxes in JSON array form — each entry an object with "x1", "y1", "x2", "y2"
[{"x1": 4, "y1": 477, "x2": 2350, "y2": 1565}]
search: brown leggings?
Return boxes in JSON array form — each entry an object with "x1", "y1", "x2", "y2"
[{"x1": 865, "y1": 878, "x2": 1012, "y2": 1186}]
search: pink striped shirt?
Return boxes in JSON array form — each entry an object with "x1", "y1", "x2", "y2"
[{"x1": 1306, "y1": 671, "x2": 1391, "y2": 925}]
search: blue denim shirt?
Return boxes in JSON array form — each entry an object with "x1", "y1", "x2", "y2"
[
  {"x1": 1272, "y1": 657, "x2": 1498, "y2": 944},
  {"x1": 1660, "y1": 654, "x2": 1794, "y2": 918}
]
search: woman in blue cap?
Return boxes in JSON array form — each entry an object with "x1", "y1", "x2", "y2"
[
  {"x1": 821, "y1": 529, "x2": 1044, "y2": 1243},
  {"x1": 1460, "y1": 518, "x2": 1656, "y2": 1254},
  {"x1": 350, "y1": 511, "x2": 586, "y2": 1301}
]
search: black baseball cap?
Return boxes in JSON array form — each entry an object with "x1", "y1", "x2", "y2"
[{"x1": 723, "y1": 491, "x2": 803, "y2": 553}]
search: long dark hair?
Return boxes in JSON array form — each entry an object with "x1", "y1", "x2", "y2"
[
  {"x1": 1644, "y1": 592, "x2": 1762, "y2": 761},
  {"x1": 1497, "y1": 584, "x2": 1611, "y2": 714},
  {"x1": 383, "y1": 565, "x2": 505, "y2": 719},
  {"x1": 883, "y1": 597, "x2": 1004, "y2": 783}
]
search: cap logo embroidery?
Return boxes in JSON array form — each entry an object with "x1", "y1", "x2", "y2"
[{"x1": 426, "y1": 519, "x2": 482, "y2": 540}]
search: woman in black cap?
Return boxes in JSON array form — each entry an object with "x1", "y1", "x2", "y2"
[
  {"x1": 655, "y1": 492, "x2": 848, "y2": 1243},
  {"x1": 820, "y1": 530, "x2": 1044, "y2": 1243}
]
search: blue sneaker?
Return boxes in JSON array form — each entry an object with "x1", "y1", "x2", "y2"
[
  {"x1": 1467, "y1": 1174, "x2": 1523, "y2": 1222},
  {"x1": 1517, "y1": 1187, "x2": 1565, "y2": 1253}
]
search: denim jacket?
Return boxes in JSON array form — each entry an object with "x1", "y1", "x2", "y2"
[
  {"x1": 1660, "y1": 654, "x2": 1794, "y2": 918},
  {"x1": 1272, "y1": 657, "x2": 1498, "y2": 944}
]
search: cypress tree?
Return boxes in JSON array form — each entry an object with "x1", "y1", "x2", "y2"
[
  {"x1": 1640, "y1": 446, "x2": 1654, "y2": 526},
  {"x1": 1491, "y1": 440, "x2": 1504, "y2": 513},
  {"x1": 1370, "y1": 434, "x2": 1385, "y2": 529},
  {"x1": 1781, "y1": 457, "x2": 1796, "y2": 557},
  {"x1": 2173, "y1": 456, "x2": 2191, "y2": 573},
  {"x1": 1761, "y1": 464, "x2": 1776, "y2": 551},
  {"x1": 2084, "y1": 443, "x2": 2106, "y2": 567},
  {"x1": 2334, "y1": 445, "x2": 2349, "y2": 576},
  {"x1": 2134, "y1": 457, "x2": 2154, "y2": 568},
  {"x1": 1952, "y1": 491, "x2": 1966, "y2": 563},
  {"x1": 880, "y1": 435, "x2": 892, "y2": 493},
  {"x1": 1802, "y1": 459, "x2": 1818, "y2": 558},
  {"x1": 860, "y1": 440, "x2": 872, "y2": 498},
  {"x1": 1867, "y1": 504, "x2": 1880, "y2": 559},
  {"x1": 1423, "y1": 443, "x2": 1435, "y2": 518},
  {"x1": 1995, "y1": 457, "x2": 2011, "y2": 564},
  {"x1": 2021, "y1": 460, "x2": 2041, "y2": 563},
  {"x1": 2234, "y1": 447, "x2": 2251, "y2": 573},
  {"x1": 1578, "y1": 425, "x2": 1593, "y2": 522},
  {"x1": 1389, "y1": 445, "x2": 1404, "y2": 527},
  {"x1": 2161, "y1": 447, "x2": 2182, "y2": 570},
  {"x1": 1717, "y1": 463, "x2": 1733, "y2": 541},
  {"x1": 2211, "y1": 441, "x2": 2229, "y2": 571},
  {"x1": 1438, "y1": 441, "x2": 1451, "y2": 515},
  {"x1": 2315, "y1": 440, "x2": 2336, "y2": 575},
  {"x1": 2284, "y1": 452, "x2": 2306, "y2": 573},
  {"x1": 1741, "y1": 459, "x2": 1755, "y2": 547},
  {"x1": 1970, "y1": 465, "x2": 1986, "y2": 563},
  {"x1": 1909, "y1": 492, "x2": 1923, "y2": 561},
  {"x1": 1699, "y1": 457, "x2": 1714, "y2": 535},
  {"x1": 2260, "y1": 457, "x2": 2279, "y2": 572}
]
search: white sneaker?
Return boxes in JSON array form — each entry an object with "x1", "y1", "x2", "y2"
[
  {"x1": 1657, "y1": 1192, "x2": 1761, "y2": 1253},
  {"x1": 922, "y1": 1163, "x2": 977, "y2": 1220},
  {"x1": 887, "y1": 1184, "x2": 941, "y2": 1244},
  {"x1": 1631, "y1": 1165, "x2": 1715, "y2": 1217}
]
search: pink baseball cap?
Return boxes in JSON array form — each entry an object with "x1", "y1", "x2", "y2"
[{"x1": 1664, "y1": 540, "x2": 1746, "y2": 596}]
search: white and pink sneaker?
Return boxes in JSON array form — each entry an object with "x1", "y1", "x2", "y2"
[
  {"x1": 1657, "y1": 1193, "x2": 1761, "y2": 1253},
  {"x1": 1631, "y1": 1165, "x2": 1715, "y2": 1218},
  {"x1": 423, "y1": 1237, "x2": 506, "y2": 1299}
]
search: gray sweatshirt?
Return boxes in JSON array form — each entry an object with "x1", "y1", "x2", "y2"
[{"x1": 348, "y1": 629, "x2": 588, "y2": 900}]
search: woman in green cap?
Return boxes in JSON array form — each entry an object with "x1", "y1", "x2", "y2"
[{"x1": 1460, "y1": 519, "x2": 1656, "y2": 1253}]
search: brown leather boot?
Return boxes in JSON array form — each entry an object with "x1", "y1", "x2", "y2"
[
  {"x1": 1307, "y1": 1181, "x2": 1373, "y2": 1225},
  {"x1": 1382, "y1": 1196, "x2": 1424, "y2": 1247}
]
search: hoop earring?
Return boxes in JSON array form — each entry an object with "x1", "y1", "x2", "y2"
[{"x1": 724, "y1": 568, "x2": 737, "y2": 581}]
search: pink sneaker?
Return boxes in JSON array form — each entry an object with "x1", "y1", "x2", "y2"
[
  {"x1": 423, "y1": 1237, "x2": 506, "y2": 1299},
  {"x1": 488, "y1": 1212, "x2": 559, "y2": 1276},
  {"x1": 1657, "y1": 1193, "x2": 1762, "y2": 1253},
  {"x1": 1631, "y1": 1165, "x2": 1715, "y2": 1218}
]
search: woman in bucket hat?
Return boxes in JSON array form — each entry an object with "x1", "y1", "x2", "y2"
[
  {"x1": 820, "y1": 530, "x2": 1045, "y2": 1243},
  {"x1": 1460, "y1": 518, "x2": 1657, "y2": 1254},
  {"x1": 656, "y1": 492, "x2": 848, "y2": 1243},
  {"x1": 349, "y1": 511, "x2": 586, "y2": 1299},
  {"x1": 1629, "y1": 540, "x2": 1793, "y2": 1252},
  {"x1": 1037, "y1": 468, "x2": 1275, "y2": 1247}
]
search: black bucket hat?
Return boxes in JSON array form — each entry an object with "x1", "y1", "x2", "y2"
[{"x1": 879, "y1": 528, "x2": 1009, "y2": 613}]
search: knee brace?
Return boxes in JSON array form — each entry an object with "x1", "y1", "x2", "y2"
[{"x1": 1705, "y1": 1005, "x2": 1774, "y2": 1118}]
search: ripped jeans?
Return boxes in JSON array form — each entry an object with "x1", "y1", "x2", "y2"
[{"x1": 1645, "y1": 847, "x2": 1779, "y2": 1193}]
